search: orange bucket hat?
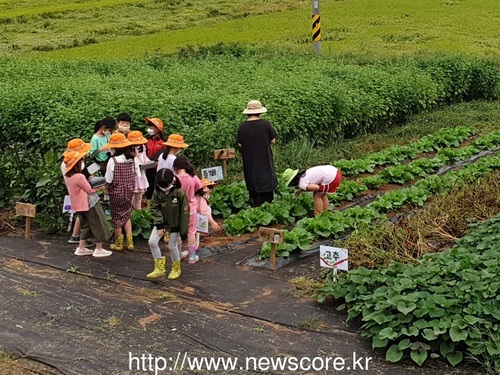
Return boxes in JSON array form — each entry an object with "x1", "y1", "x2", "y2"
[
  {"x1": 127, "y1": 130, "x2": 148, "y2": 146},
  {"x1": 103, "y1": 133, "x2": 132, "y2": 149},
  {"x1": 64, "y1": 150, "x2": 88, "y2": 173},
  {"x1": 200, "y1": 178, "x2": 217, "y2": 188},
  {"x1": 145, "y1": 117, "x2": 164, "y2": 132},
  {"x1": 163, "y1": 134, "x2": 189, "y2": 149},
  {"x1": 64, "y1": 138, "x2": 92, "y2": 156}
]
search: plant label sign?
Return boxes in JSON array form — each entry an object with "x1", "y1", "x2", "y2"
[
  {"x1": 16, "y1": 202, "x2": 36, "y2": 218},
  {"x1": 196, "y1": 214, "x2": 209, "y2": 234},
  {"x1": 214, "y1": 148, "x2": 235, "y2": 160},
  {"x1": 201, "y1": 166, "x2": 223, "y2": 182},
  {"x1": 258, "y1": 227, "x2": 284, "y2": 244},
  {"x1": 320, "y1": 246, "x2": 348, "y2": 270},
  {"x1": 15, "y1": 202, "x2": 37, "y2": 240},
  {"x1": 259, "y1": 227, "x2": 284, "y2": 271}
]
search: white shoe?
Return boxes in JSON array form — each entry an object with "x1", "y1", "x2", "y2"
[
  {"x1": 93, "y1": 249, "x2": 112, "y2": 258},
  {"x1": 181, "y1": 250, "x2": 189, "y2": 260},
  {"x1": 74, "y1": 247, "x2": 94, "y2": 256}
]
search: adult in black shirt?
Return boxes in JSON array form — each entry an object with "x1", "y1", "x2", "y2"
[{"x1": 237, "y1": 100, "x2": 277, "y2": 207}]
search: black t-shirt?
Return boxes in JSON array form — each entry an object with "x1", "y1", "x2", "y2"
[{"x1": 237, "y1": 119, "x2": 277, "y2": 193}]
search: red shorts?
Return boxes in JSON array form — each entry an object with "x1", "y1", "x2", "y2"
[{"x1": 327, "y1": 171, "x2": 342, "y2": 193}]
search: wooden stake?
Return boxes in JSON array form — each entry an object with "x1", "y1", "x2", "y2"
[
  {"x1": 270, "y1": 243, "x2": 277, "y2": 271},
  {"x1": 25, "y1": 217, "x2": 32, "y2": 240}
]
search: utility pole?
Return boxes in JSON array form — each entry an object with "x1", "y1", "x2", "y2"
[{"x1": 312, "y1": 0, "x2": 321, "y2": 53}]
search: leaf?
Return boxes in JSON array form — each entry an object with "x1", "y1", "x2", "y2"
[
  {"x1": 397, "y1": 301, "x2": 417, "y2": 315},
  {"x1": 36, "y1": 176, "x2": 51, "y2": 187},
  {"x1": 440, "y1": 342, "x2": 455, "y2": 357},
  {"x1": 372, "y1": 336, "x2": 388, "y2": 349},
  {"x1": 379, "y1": 327, "x2": 398, "y2": 340},
  {"x1": 386, "y1": 345, "x2": 404, "y2": 363},
  {"x1": 410, "y1": 347, "x2": 428, "y2": 366},
  {"x1": 398, "y1": 338, "x2": 412, "y2": 350},
  {"x1": 446, "y1": 351, "x2": 463, "y2": 366},
  {"x1": 449, "y1": 326, "x2": 468, "y2": 342}
]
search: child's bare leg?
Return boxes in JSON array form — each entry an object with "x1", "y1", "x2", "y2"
[
  {"x1": 72, "y1": 216, "x2": 81, "y2": 237},
  {"x1": 322, "y1": 195, "x2": 329, "y2": 212},
  {"x1": 313, "y1": 192, "x2": 323, "y2": 215}
]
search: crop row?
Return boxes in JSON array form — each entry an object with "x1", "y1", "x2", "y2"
[
  {"x1": 212, "y1": 126, "x2": 478, "y2": 218},
  {"x1": 222, "y1": 130, "x2": 500, "y2": 236},
  {"x1": 259, "y1": 154, "x2": 500, "y2": 259},
  {"x1": 315, "y1": 214, "x2": 500, "y2": 368}
]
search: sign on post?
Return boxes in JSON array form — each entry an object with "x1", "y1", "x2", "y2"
[
  {"x1": 320, "y1": 246, "x2": 348, "y2": 270},
  {"x1": 201, "y1": 166, "x2": 224, "y2": 182},
  {"x1": 259, "y1": 227, "x2": 284, "y2": 271},
  {"x1": 214, "y1": 148, "x2": 235, "y2": 178},
  {"x1": 15, "y1": 202, "x2": 37, "y2": 240}
]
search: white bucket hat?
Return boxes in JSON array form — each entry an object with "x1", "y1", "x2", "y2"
[{"x1": 242, "y1": 100, "x2": 267, "y2": 115}]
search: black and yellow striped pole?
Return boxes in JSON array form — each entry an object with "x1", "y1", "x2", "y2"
[{"x1": 312, "y1": 0, "x2": 321, "y2": 53}]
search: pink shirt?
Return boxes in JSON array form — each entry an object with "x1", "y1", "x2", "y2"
[
  {"x1": 65, "y1": 173, "x2": 99, "y2": 212},
  {"x1": 195, "y1": 195, "x2": 211, "y2": 216},
  {"x1": 298, "y1": 165, "x2": 339, "y2": 190},
  {"x1": 176, "y1": 174, "x2": 203, "y2": 215}
]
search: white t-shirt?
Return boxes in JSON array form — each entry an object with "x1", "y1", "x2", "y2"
[
  {"x1": 157, "y1": 153, "x2": 176, "y2": 172},
  {"x1": 298, "y1": 165, "x2": 339, "y2": 191},
  {"x1": 105, "y1": 154, "x2": 141, "y2": 184}
]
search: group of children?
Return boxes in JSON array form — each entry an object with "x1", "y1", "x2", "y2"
[{"x1": 62, "y1": 114, "x2": 219, "y2": 280}]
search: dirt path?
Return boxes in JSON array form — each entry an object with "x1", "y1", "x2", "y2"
[{"x1": 0, "y1": 233, "x2": 479, "y2": 375}]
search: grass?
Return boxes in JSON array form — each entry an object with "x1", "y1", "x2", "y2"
[
  {"x1": 0, "y1": 0, "x2": 306, "y2": 56},
  {"x1": 1, "y1": 0, "x2": 498, "y2": 60},
  {"x1": 340, "y1": 169, "x2": 500, "y2": 269}
]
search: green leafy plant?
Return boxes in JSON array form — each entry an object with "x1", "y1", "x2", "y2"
[
  {"x1": 315, "y1": 214, "x2": 500, "y2": 369},
  {"x1": 131, "y1": 209, "x2": 153, "y2": 239}
]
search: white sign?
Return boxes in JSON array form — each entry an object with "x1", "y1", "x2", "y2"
[
  {"x1": 320, "y1": 246, "x2": 348, "y2": 270},
  {"x1": 196, "y1": 214, "x2": 209, "y2": 234},
  {"x1": 201, "y1": 166, "x2": 223, "y2": 182},
  {"x1": 62, "y1": 195, "x2": 73, "y2": 213},
  {"x1": 87, "y1": 162, "x2": 101, "y2": 175}
]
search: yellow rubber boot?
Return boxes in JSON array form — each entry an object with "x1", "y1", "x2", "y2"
[
  {"x1": 110, "y1": 234, "x2": 124, "y2": 251},
  {"x1": 147, "y1": 257, "x2": 166, "y2": 278},
  {"x1": 167, "y1": 260, "x2": 181, "y2": 280},
  {"x1": 126, "y1": 234, "x2": 134, "y2": 250}
]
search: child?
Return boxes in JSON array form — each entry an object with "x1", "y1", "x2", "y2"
[
  {"x1": 157, "y1": 134, "x2": 189, "y2": 171},
  {"x1": 63, "y1": 150, "x2": 112, "y2": 257},
  {"x1": 61, "y1": 138, "x2": 95, "y2": 247},
  {"x1": 194, "y1": 178, "x2": 221, "y2": 248},
  {"x1": 115, "y1": 112, "x2": 132, "y2": 136},
  {"x1": 144, "y1": 117, "x2": 167, "y2": 201},
  {"x1": 283, "y1": 165, "x2": 342, "y2": 215},
  {"x1": 127, "y1": 131, "x2": 150, "y2": 210},
  {"x1": 89, "y1": 116, "x2": 115, "y2": 173},
  {"x1": 147, "y1": 168, "x2": 189, "y2": 280},
  {"x1": 173, "y1": 156, "x2": 204, "y2": 264},
  {"x1": 104, "y1": 133, "x2": 141, "y2": 251}
]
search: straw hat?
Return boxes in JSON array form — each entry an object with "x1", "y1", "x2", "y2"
[
  {"x1": 243, "y1": 100, "x2": 267, "y2": 115},
  {"x1": 64, "y1": 138, "x2": 92, "y2": 156},
  {"x1": 127, "y1": 130, "x2": 148, "y2": 146},
  {"x1": 282, "y1": 168, "x2": 299, "y2": 187},
  {"x1": 103, "y1": 133, "x2": 132, "y2": 149},
  {"x1": 145, "y1": 117, "x2": 164, "y2": 132},
  {"x1": 200, "y1": 178, "x2": 217, "y2": 188},
  {"x1": 64, "y1": 151, "x2": 88, "y2": 173},
  {"x1": 163, "y1": 134, "x2": 189, "y2": 148}
]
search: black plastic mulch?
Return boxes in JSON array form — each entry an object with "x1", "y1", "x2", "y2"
[{"x1": 0, "y1": 235, "x2": 476, "y2": 375}]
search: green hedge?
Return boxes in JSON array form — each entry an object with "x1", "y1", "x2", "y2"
[{"x1": 1, "y1": 52, "x2": 499, "y2": 230}]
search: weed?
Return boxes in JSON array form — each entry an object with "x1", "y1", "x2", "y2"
[
  {"x1": 66, "y1": 265, "x2": 79, "y2": 273},
  {"x1": 15, "y1": 287, "x2": 37, "y2": 297},
  {"x1": 295, "y1": 316, "x2": 324, "y2": 330}
]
